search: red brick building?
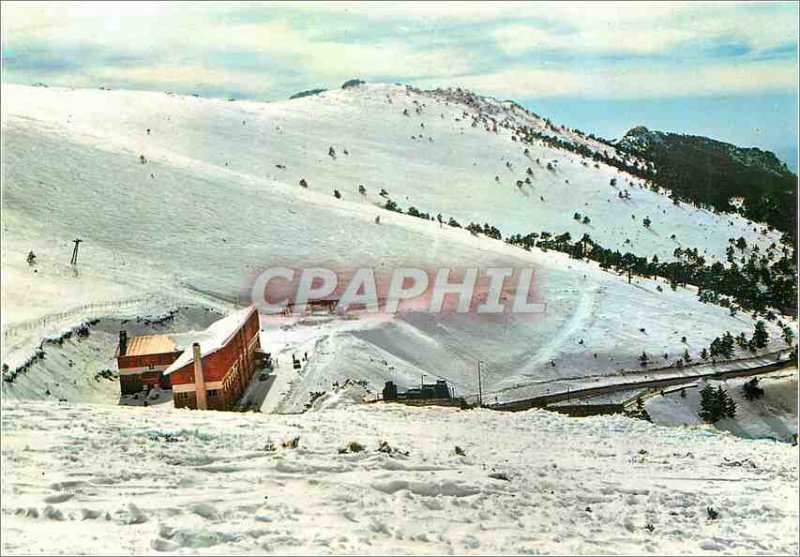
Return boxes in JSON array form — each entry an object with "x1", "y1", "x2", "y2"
[
  {"x1": 164, "y1": 306, "x2": 261, "y2": 411},
  {"x1": 116, "y1": 333, "x2": 181, "y2": 394}
]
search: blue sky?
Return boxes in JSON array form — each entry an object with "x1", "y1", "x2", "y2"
[{"x1": 2, "y1": 1, "x2": 798, "y2": 169}]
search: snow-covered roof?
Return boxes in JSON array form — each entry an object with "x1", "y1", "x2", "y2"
[
  {"x1": 120, "y1": 334, "x2": 176, "y2": 357},
  {"x1": 164, "y1": 306, "x2": 257, "y2": 375}
]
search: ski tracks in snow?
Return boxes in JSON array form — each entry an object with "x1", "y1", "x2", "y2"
[{"x1": 517, "y1": 284, "x2": 599, "y2": 378}]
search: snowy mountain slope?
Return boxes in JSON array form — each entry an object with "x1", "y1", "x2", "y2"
[
  {"x1": 4, "y1": 83, "x2": 782, "y2": 262},
  {"x1": 0, "y1": 307, "x2": 223, "y2": 404},
  {"x1": 617, "y1": 126, "x2": 797, "y2": 233},
  {"x1": 1, "y1": 83, "x2": 790, "y2": 407},
  {"x1": 646, "y1": 372, "x2": 798, "y2": 443},
  {"x1": 1, "y1": 399, "x2": 797, "y2": 555}
]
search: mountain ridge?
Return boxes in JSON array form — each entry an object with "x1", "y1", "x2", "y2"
[{"x1": 615, "y1": 125, "x2": 797, "y2": 234}]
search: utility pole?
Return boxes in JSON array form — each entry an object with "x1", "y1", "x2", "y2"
[
  {"x1": 477, "y1": 360, "x2": 483, "y2": 407},
  {"x1": 70, "y1": 238, "x2": 83, "y2": 266}
]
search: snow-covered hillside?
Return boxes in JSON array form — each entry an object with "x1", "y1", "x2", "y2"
[
  {"x1": 0, "y1": 82, "x2": 791, "y2": 407},
  {"x1": 2, "y1": 399, "x2": 797, "y2": 555},
  {"x1": 646, "y1": 372, "x2": 798, "y2": 442}
]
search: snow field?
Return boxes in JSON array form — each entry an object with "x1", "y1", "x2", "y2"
[
  {"x1": 1, "y1": 398, "x2": 797, "y2": 555},
  {"x1": 0, "y1": 82, "x2": 791, "y2": 409}
]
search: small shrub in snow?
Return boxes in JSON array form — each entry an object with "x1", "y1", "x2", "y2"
[
  {"x1": 706, "y1": 507, "x2": 719, "y2": 520},
  {"x1": 149, "y1": 432, "x2": 182, "y2": 443},
  {"x1": 339, "y1": 441, "x2": 365, "y2": 454},
  {"x1": 742, "y1": 377, "x2": 764, "y2": 401},
  {"x1": 384, "y1": 199, "x2": 402, "y2": 213},
  {"x1": 94, "y1": 369, "x2": 117, "y2": 381},
  {"x1": 305, "y1": 391, "x2": 325, "y2": 409},
  {"x1": 282, "y1": 436, "x2": 300, "y2": 449},
  {"x1": 782, "y1": 325, "x2": 794, "y2": 346},
  {"x1": 377, "y1": 440, "x2": 393, "y2": 454},
  {"x1": 626, "y1": 399, "x2": 652, "y2": 422},
  {"x1": 377, "y1": 440, "x2": 409, "y2": 456},
  {"x1": 454, "y1": 445, "x2": 466, "y2": 457},
  {"x1": 263, "y1": 441, "x2": 276, "y2": 452}
]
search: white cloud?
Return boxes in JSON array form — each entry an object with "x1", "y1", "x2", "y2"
[
  {"x1": 2, "y1": 1, "x2": 797, "y2": 101},
  {"x1": 415, "y1": 58, "x2": 798, "y2": 99},
  {"x1": 193, "y1": 20, "x2": 474, "y2": 80},
  {"x1": 491, "y1": 3, "x2": 799, "y2": 57}
]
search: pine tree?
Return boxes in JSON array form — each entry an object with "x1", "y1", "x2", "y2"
[
  {"x1": 699, "y1": 384, "x2": 737, "y2": 422},
  {"x1": 742, "y1": 377, "x2": 764, "y2": 401},
  {"x1": 698, "y1": 383, "x2": 718, "y2": 423},
  {"x1": 752, "y1": 320, "x2": 769, "y2": 349},
  {"x1": 782, "y1": 325, "x2": 795, "y2": 346},
  {"x1": 384, "y1": 199, "x2": 402, "y2": 213},
  {"x1": 721, "y1": 332, "x2": 735, "y2": 357},
  {"x1": 720, "y1": 386, "x2": 737, "y2": 418}
]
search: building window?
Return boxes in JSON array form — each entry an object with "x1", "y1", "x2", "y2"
[{"x1": 207, "y1": 389, "x2": 218, "y2": 398}]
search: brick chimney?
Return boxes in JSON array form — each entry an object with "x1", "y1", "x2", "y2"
[
  {"x1": 192, "y1": 342, "x2": 207, "y2": 410},
  {"x1": 118, "y1": 331, "x2": 128, "y2": 356}
]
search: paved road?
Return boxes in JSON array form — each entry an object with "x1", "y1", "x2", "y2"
[{"x1": 488, "y1": 355, "x2": 796, "y2": 412}]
